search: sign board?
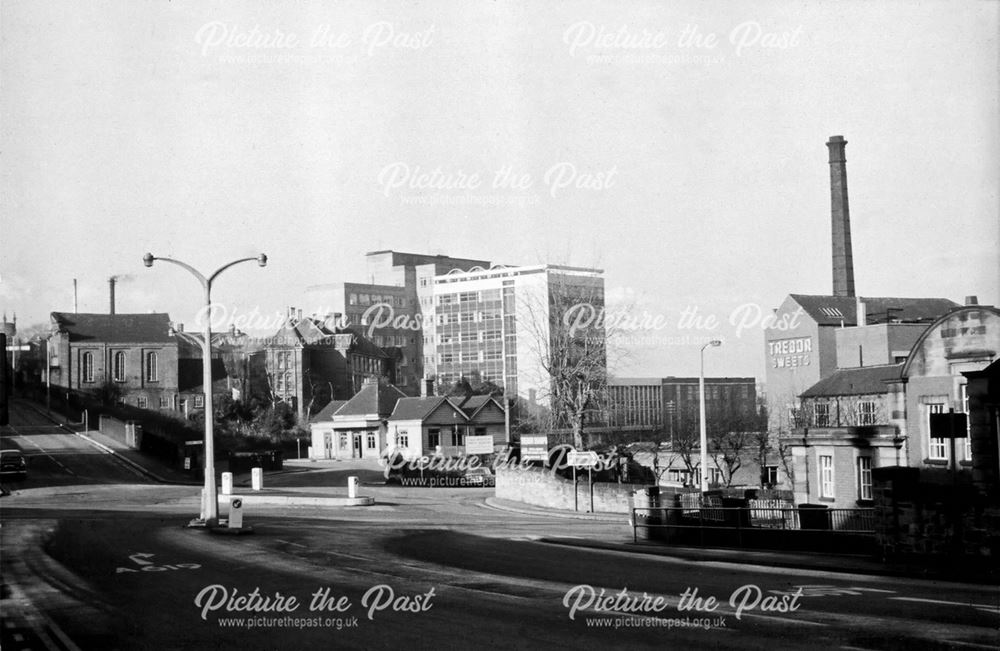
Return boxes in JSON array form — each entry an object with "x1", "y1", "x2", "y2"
[
  {"x1": 465, "y1": 435, "x2": 494, "y2": 455},
  {"x1": 521, "y1": 435, "x2": 548, "y2": 461},
  {"x1": 228, "y1": 497, "x2": 244, "y2": 529},
  {"x1": 930, "y1": 412, "x2": 969, "y2": 439},
  {"x1": 567, "y1": 450, "x2": 600, "y2": 467},
  {"x1": 183, "y1": 457, "x2": 191, "y2": 470},
  {"x1": 184, "y1": 440, "x2": 204, "y2": 446}
]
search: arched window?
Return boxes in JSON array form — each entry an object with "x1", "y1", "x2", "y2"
[
  {"x1": 113, "y1": 351, "x2": 127, "y2": 382},
  {"x1": 146, "y1": 351, "x2": 158, "y2": 382},
  {"x1": 81, "y1": 352, "x2": 94, "y2": 383}
]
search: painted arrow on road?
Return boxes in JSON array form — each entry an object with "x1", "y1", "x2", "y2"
[{"x1": 129, "y1": 553, "x2": 155, "y2": 566}]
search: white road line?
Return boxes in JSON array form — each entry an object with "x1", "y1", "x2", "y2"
[{"x1": 890, "y1": 596, "x2": 999, "y2": 609}]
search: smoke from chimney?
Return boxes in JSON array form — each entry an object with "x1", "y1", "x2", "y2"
[
  {"x1": 108, "y1": 277, "x2": 117, "y2": 315},
  {"x1": 827, "y1": 135, "x2": 856, "y2": 298}
]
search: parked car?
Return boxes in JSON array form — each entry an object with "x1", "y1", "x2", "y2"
[
  {"x1": 464, "y1": 467, "x2": 495, "y2": 487},
  {"x1": 0, "y1": 449, "x2": 28, "y2": 482}
]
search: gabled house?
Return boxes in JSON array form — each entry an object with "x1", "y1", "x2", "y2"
[
  {"x1": 386, "y1": 393, "x2": 508, "y2": 460},
  {"x1": 308, "y1": 378, "x2": 407, "y2": 460}
]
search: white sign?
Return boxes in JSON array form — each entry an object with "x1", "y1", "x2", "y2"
[
  {"x1": 465, "y1": 435, "x2": 494, "y2": 455},
  {"x1": 229, "y1": 497, "x2": 244, "y2": 529},
  {"x1": 567, "y1": 451, "x2": 600, "y2": 467},
  {"x1": 521, "y1": 435, "x2": 549, "y2": 461}
]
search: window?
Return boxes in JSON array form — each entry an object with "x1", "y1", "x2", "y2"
[
  {"x1": 857, "y1": 400, "x2": 878, "y2": 425},
  {"x1": 367, "y1": 433, "x2": 376, "y2": 449},
  {"x1": 475, "y1": 427, "x2": 487, "y2": 436},
  {"x1": 820, "y1": 455, "x2": 834, "y2": 498},
  {"x1": 709, "y1": 467, "x2": 723, "y2": 485},
  {"x1": 452, "y1": 429, "x2": 464, "y2": 447},
  {"x1": 159, "y1": 396, "x2": 170, "y2": 408},
  {"x1": 814, "y1": 402, "x2": 830, "y2": 427},
  {"x1": 81, "y1": 351, "x2": 95, "y2": 383},
  {"x1": 194, "y1": 395, "x2": 205, "y2": 409},
  {"x1": 927, "y1": 403, "x2": 947, "y2": 460},
  {"x1": 113, "y1": 352, "x2": 127, "y2": 382},
  {"x1": 419, "y1": 278, "x2": 428, "y2": 287},
  {"x1": 397, "y1": 431, "x2": 409, "y2": 448},
  {"x1": 146, "y1": 351, "x2": 159, "y2": 382},
  {"x1": 428, "y1": 429, "x2": 440, "y2": 448},
  {"x1": 960, "y1": 384, "x2": 973, "y2": 461},
  {"x1": 137, "y1": 396, "x2": 148, "y2": 409},
  {"x1": 857, "y1": 456, "x2": 872, "y2": 500},
  {"x1": 349, "y1": 293, "x2": 358, "y2": 305},
  {"x1": 761, "y1": 465, "x2": 778, "y2": 486}
]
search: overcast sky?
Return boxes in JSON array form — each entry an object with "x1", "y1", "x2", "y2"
[{"x1": 1, "y1": 0, "x2": 997, "y2": 380}]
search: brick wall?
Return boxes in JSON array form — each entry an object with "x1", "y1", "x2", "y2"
[{"x1": 496, "y1": 465, "x2": 646, "y2": 514}]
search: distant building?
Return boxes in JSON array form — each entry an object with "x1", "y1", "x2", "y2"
[
  {"x1": 785, "y1": 301, "x2": 999, "y2": 505},
  {"x1": 606, "y1": 376, "x2": 759, "y2": 440},
  {"x1": 764, "y1": 294, "x2": 959, "y2": 434},
  {"x1": 305, "y1": 251, "x2": 491, "y2": 389},
  {"x1": 46, "y1": 312, "x2": 179, "y2": 410},
  {"x1": 262, "y1": 311, "x2": 393, "y2": 419},
  {"x1": 431, "y1": 263, "x2": 605, "y2": 410}
]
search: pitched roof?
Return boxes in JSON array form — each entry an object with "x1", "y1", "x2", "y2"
[
  {"x1": 800, "y1": 364, "x2": 904, "y2": 398},
  {"x1": 51, "y1": 312, "x2": 174, "y2": 344},
  {"x1": 334, "y1": 380, "x2": 407, "y2": 418},
  {"x1": 312, "y1": 400, "x2": 348, "y2": 422},
  {"x1": 388, "y1": 396, "x2": 449, "y2": 421},
  {"x1": 789, "y1": 295, "x2": 959, "y2": 327}
]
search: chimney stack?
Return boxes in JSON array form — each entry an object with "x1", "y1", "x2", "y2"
[
  {"x1": 965, "y1": 295, "x2": 979, "y2": 306},
  {"x1": 856, "y1": 297, "x2": 866, "y2": 327},
  {"x1": 827, "y1": 135, "x2": 856, "y2": 298},
  {"x1": 108, "y1": 276, "x2": 117, "y2": 315}
]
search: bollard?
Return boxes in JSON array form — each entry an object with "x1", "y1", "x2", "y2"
[
  {"x1": 348, "y1": 476, "x2": 358, "y2": 499},
  {"x1": 221, "y1": 472, "x2": 233, "y2": 495},
  {"x1": 228, "y1": 496, "x2": 244, "y2": 529},
  {"x1": 251, "y1": 467, "x2": 263, "y2": 491}
]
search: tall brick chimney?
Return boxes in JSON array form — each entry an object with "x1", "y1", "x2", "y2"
[
  {"x1": 108, "y1": 276, "x2": 117, "y2": 315},
  {"x1": 827, "y1": 135, "x2": 855, "y2": 298}
]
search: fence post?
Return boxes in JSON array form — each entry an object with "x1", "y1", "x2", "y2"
[{"x1": 737, "y1": 507, "x2": 742, "y2": 547}]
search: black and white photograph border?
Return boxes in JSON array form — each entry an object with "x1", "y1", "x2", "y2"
[{"x1": 1, "y1": 1, "x2": 998, "y2": 650}]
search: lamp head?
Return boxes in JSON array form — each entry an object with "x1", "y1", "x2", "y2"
[
  {"x1": 257, "y1": 253, "x2": 268, "y2": 267},
  {"x1": 709, "y1": 339, "x2": 722, "y2": 347},
  {"x1": 142, "y1": 253, "x2": 154, "y2": 268}
]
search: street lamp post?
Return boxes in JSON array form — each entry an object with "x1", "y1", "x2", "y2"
[
  {"x1": 699, "y1": 339, "x2": 722, "y2": 492},
  {"x1": 144, "y1": 252, "x2": 267, "y2": 526}
]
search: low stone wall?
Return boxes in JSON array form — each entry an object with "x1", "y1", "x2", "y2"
[{"x1": 496, "y1": 465, "x2": 647, "y2": 514}]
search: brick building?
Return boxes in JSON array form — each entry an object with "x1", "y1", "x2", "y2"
[{"x1": 46, "y1": 312, "x2": 179, "y2": 409}]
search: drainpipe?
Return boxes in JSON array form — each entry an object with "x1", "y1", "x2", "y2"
[{"x1": 802, "y1": 427, "x2": 810, "y2": 501}]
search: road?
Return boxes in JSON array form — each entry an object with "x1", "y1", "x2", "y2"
[{"x1": 2, "y1": 400, "x2": 998, "y2": 650}]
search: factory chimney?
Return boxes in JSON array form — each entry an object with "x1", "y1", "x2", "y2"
[
  {"x1": 827, "y1": 135, "x2": 856, "y2": 298},
  {"x1": 109, "y1": 276, "x2": 117, "y2": 315}
]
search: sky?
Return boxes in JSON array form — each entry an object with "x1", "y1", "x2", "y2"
[{"x1": 1, "y1": 0, "x2": 997, "y2": 381}]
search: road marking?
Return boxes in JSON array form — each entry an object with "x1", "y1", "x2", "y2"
[
  {"x1": 6, "y1": 427, "x2": 76, "y2": 476},
  {"x1": 890, "y1": 596, "x2": 999, "y2": 609},
  {"x1": 276, "y1": 539, "x2": 308, "y2": 548},
  {"x1": 129, "y1": 553, "x2": 155, "y2": 566}
]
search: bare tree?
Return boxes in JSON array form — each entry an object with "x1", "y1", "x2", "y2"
[{"x1": 519, "y1": 270, "x2": 609, "y2": 450}]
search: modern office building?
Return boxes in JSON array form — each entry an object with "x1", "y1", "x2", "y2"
[{"x1": 430, "y1": 263, "x2": 606, "y2": 409}]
